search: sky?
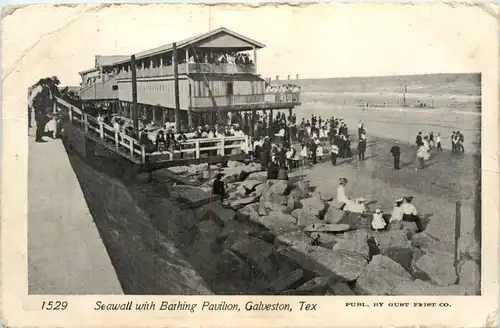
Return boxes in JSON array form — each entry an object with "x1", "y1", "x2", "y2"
[{"x1": 1, "y1": 3, "x2": 497, "y2": 88}]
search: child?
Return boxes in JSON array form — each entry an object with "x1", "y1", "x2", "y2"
[
  {"x1": 371, "y1": 209, "x2": 386, "y2": 231},
  {"x1": 316, "y1": 143, "x2": 324, "y2": 162},
  {"x1": 330, "y1": 143, "x2": 339, "y2": 166},
  {"x1": 286, "y1": 147, "x2": 295, "y2": 171},
  {"x1": 300, "y1": 144, "x2": 309, "y2": 169}
]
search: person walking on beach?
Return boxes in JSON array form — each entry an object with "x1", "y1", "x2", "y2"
[
  {"x1": 358, "y1": 134, "x2": 366, "y2": 161},
  {"x1": 330, "y1": 143, "x2": 339, "y2": 166},
  {"x1": 436, "y1": 132, "x2": 443, "y2": 151},
  {"x1": 401, "y1": 196, "x2": 424, "y2": 232},
  {"x1": 451, "y1": 131, "x2": 458, "y2": 154},
  {"x1": 416, "y1": 132, "x2": 423, "y2": 148},
  {"x1": 416, "y1": 143, "x2": 427, "y2": 169},
  {"x1": 458, "y1": 131, "x2": 465, "y2": 154},
  {"x1": 429, "y1": 132, "x2": 435, "y2": 149},
  {"x1": 390, "y1": 142, "x2": 401, "y2": 170}
]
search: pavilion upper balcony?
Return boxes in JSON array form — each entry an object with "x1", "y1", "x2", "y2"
[{"x1": 114, "y1": 62, "x2": 256, "y2": 80}]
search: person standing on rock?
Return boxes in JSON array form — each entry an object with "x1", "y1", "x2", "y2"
[
  {"x1": 390, "y1": 142, "x2": 401, "y2": 170},
  {"x1": 401, "y1": 196, "x2": 424, "y2": 232}
]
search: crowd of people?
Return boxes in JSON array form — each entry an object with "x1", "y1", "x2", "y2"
[
  {"x1": 265, "y1": 84, "x2": 301, "y2": 94},
  {"x1": 188, "y1": 52, "x2": 254, "y2": 66}
]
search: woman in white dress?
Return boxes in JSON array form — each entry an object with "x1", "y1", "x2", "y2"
[
  {"x1": 372, "y1": 209, "x2": 386, "y2": 231},
  {"x1": 316, "y1": 143, "x2": 324, "y2": 161},
  {"x1": 390, "y1": 199, "x2": 404, "y2": 223}
]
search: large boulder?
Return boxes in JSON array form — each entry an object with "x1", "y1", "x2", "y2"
[
  {"x1": 303, "y1": 223, "x2": 350, "y2": 233},
  {"x1": 235, "y1": 203, "x2": 259, "y2": 222},
  {"x1": 413, "y1": 252, "x2": 457, "y2": 286},
  {"x1": 285, "y1": 195, "x2": 296, "y2": 214},
  {"x1": 267, "y1": 180, "x2": 290, "y2": 195},
  {"x1": 227, "y1": 160, "x2": 245, "y2": 168},
  {"x1": 225, "y1": 196, "x2": 259, "y2": 210},
  {"x1": 170, "y1": 185, "x2": 214, "y2": 208},
  {"x1": 219, "y1": 220, "x2": 261, "y2": 241},
  {"x1": 260, "y1": 185, "x2": 288, "y2": 205},
  {"x1": 251, "y1": 214, "x2": 297, "y2": 234},
  {"x1": 217, "y1": 249, "x2": 253, "y2": 283},
  {"x1": 329, "y1": 282, "x2": 355, "y2": 295},
  {"x1": 268, "y1": 269, "x2": 304, "y2": 294},
  {"x1": 295, "y1": 277, "x2": 329, "y2": 295},
  {"x1": 278, "y1": 245, "x2": 368, "y2": 282},
  {"x1": 248, "y1": 171, "x2": 268, "y2": 182},
  {"x1": 337, "y1": 212, "x2": 371, "y2": 230},
  {"x1": 253, "y1": 183, "x2": 267, "y2": 197},
  {"x1": 309, "y1": 232, "x2": 342, "y2": 248},
  {"x1": 296, "y1": 180, "x2": 310, "y2": 194},
  {"x1": 376, "y1": 230, "x2": 413, "y2": 272},
  {"x1": 258, "y1": 201, "x2": 287, "y2": 216},
  {"x1": 397, "y1": 279, "x2": 467, "y2": 295},
  {"x1": 300, "y1": 196, "x2": 326, "y2": 218},
  {"x1": 169, "y1": 166, "x2": 189, "y2": 175},
  {"x1": 196, "y1": 201, "x2": 235, "y2": 226},
  {"x1": 411, "y1": 232, "x2": 451, "y2": 255},
  {"x1": 324, "y1": 203, "x2": 344, "y2": 224},
  {"x1": 354, "y1": 255, "x2": 414, "y2": 295},
  {"x1": 292, "y1": 209, "x2": 322, "y2": 227},
  {"x1": 290, "y1": 189, "x2": 308, "y2": 204},
  {"x1": 242, "y1": 179, "x2": 264, "y2": 190},
  {"x1": 333, "y1": 230, "x2": 371, "y2": 259},
  {"x1": 275, "y1": 231, "x2": 313, "y2": 248},
  {"x1": 458, "y1": 260, "x2": 480, "y2": 295},
  {"x1": 225, "y1": 234, "x2": 275, "y2": 277}
]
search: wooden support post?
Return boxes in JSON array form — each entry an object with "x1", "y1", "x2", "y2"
[
  {"x1": 152, "y1": 107, "x2": 157, "y2": 123},
  {"x1": 162, "y1": 109, "x2": 166, "y2": 126},
  {"x1": 141, "y1": 146, "x2": 146, "y2": 164},
  {"x1": 99, "y1": 122, "x2": 104, "y2": 139},
  {"x1": 115, "y1": 131, "x2": 119, "y2": 150},
  {"x1": 251, "y1": 110, "x2": 256, "y2": 138},
  {"x1": 219, "y1": 136, "x2": 225, "y2": 156},
  {"x1": 84, "y1": 114, "x2": 89, "y2": 133},
  {"x1": 269, "y1": 109, "x2": 273, "y2": 137},
  {"x1": 129, "y1": 140, "x2": 134, "y2": 160},
  {"x1": 173, "y1": 42, "x2": 181, "y2": 132},
  {"x1": 454, "y1": 201, "x2": 462, "y2": 280},
  {"x1": 195, "y1": 139, "x2": 200, "y2": 158},
  {"x1": 131, "y1": 55, "x2": 139, "y2": 137},
  {"x1": 68, "y1": 107, "x2": 73, "y2": 122}
]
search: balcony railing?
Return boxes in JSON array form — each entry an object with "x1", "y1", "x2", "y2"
[
  {"x1": 113, "y1": 63, "x2": 255, "y2": 79},
  {"x1": 188, "y1": 63, "x2": 255, "y2": 75},
  {"x1": 191, "y1": 92, "x2": 300, "y2": 108}
]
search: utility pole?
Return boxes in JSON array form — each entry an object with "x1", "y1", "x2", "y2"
[
  {"x1": 131, "y1": 55, "x2": 139, "y2": 136},
  {"x1": 173, "y1": 42, "x2": 181, "y2": 132}
]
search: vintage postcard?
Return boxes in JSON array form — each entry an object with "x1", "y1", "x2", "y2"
[{"x1": 1, "y1": 2, "x2": 499, "y2": 327}]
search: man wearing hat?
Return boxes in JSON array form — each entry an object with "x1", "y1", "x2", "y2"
[
  {"x1": 390, "y1": 141, "x2": 401, "y2": 170},
  {"x1": 401, "y1": 196, "x2": 424, "y2": 232}
]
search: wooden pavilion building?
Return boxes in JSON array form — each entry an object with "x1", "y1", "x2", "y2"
[{"x1": 78, "y1": 27, "x2": 301, "y2": 134}]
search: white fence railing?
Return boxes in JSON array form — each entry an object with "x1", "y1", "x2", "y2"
[{"x1": 56, "y1": 97, "x2": 249, "y2": 164}]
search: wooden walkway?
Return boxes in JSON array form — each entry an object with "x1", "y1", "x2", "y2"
[{"x1": 28, "y1": 136, "x2": 123, "y2": 294}]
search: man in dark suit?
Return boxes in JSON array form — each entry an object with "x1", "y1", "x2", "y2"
[{"x1": 390, "y1": 142, "x2": 401, "y2": 170}]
